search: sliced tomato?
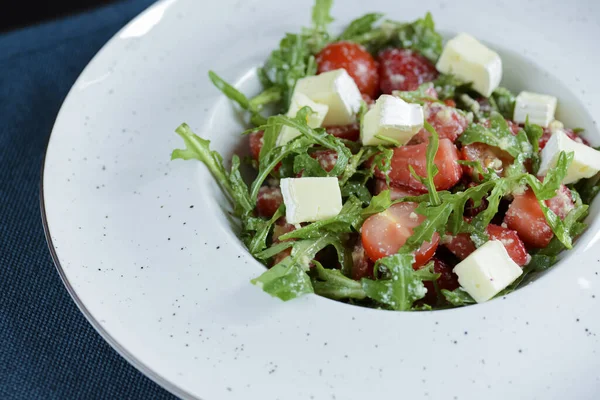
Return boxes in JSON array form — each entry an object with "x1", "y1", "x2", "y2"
[
  {"x1": 256, "y1": 186, "x2": 283, "y2": 218},
  {"x1": 461, "y1": 142, "x2": 514, "y2": 177},
  {"x1": 421, "y1": 256, "x2": 460, "y2": 305},
  {"x1": 411, "y1": 102, "x2": 470, "y2": 143},
  {"x1": 351, "y1": 239, "x2": 374, "y2": 280},
  {"x1": 378, "y1": 48, "x2": 438, "y2": 93},
  {"x1": 375, "y1": 138, "x2": 462, "y2": 192},
  {"x1": 539, "y1": 128, "x2": 589, "y2": 149},
  {"x1": 325, "y1": 122, "x2": 360, "y2": 141},
  {"x1": 361, "y1": 202, "x2": 439, "y2": 267},
  {"x1": 311, "y1": 149, "x2": 338, "y2": 173},
  {"x1": 373, "y1": 179, "x2": 421, "y2": 200},
  {"x1": 444, "y1": 99, "x2": 457, "y2": 108},
  {"x1": 444, "y1": 224, "x2": 529, "y2": 266},
  {"x1": 249, "y1": 130, "x2": 264, "y2": 161},
  {"x1": 316, "y1": 41, "x2": 379, "y2": 98},
  {"x1": 504, "y1": 189, "x2": 553, "y2": 248}
]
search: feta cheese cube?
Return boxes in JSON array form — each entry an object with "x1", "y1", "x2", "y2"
[
  {"x1": 513, "y1": 91, "x2": 557, "y2": 127},
  {"x1": 277, "y1": 93, "x2": 329, "y2": 146},
  {"x1": 293, "y1": 69, "x2": 362, "y2": 126},
  {"x1": 538, "y1": 129, "x2": 600, "y2": 184},
  {"x1": 361, "y1": 95, "x2": 424, "y2": 146},
  {"x1": 280, "y1": 177, "x2": 343, "y2": 224},
  {"x1": 453, "y1": 240, "x2": 523, "y2": 303},
  {"x1": 436, "y1": 33, "x2": 502, "y2": 97}
]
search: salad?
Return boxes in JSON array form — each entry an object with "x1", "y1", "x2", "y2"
[{"x1": 172, "y1": 0, "x2": 600, "y2": 310}]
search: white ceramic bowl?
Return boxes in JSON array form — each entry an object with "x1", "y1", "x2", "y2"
[{"x1": 42, "y1": 0, "x2": 600, "y2": 399}]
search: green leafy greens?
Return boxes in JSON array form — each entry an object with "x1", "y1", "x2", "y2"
[{"x1": 172, "y1": 0, "x2": 598, "y2": 312}]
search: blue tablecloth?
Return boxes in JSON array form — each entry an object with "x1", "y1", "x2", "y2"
[{"x1": 0, "y1": 1, "x2": 175, "y2": 398}]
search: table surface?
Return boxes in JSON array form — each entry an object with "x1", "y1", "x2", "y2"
[{"x1": 0, "y1": 1, "x2": 176, "y2": 398}]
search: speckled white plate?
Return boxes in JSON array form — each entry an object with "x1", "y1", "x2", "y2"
[{"x1": 41, "y1": 0, "x2": 600, "y2": 399}]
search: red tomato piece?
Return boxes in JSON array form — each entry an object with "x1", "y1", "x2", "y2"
[
  {"x1": 422, "y1": 256, "x2": 460, "y2": 304},
  {"x1": 411, "y1": 102, "x2": 470, "y2": 143},
  {"x1": 373, "y1": 179, "x2": 421, "y2": 200},
  {"x1": 361, "y1": 202, "x2": 439, "y2": 267},
  {"x1": 378, "y1": 48, "x2": 438, "y2": 94},
  {"x1": 351, "y1": 239, "x2": 374, "y2": 280},
  {"x1": 311, "y1": 149, "x2": 338, "y2": 173},
  {"x1": 256, "y1": 186, "x2": 283, "y2": 218},
  {"x1": 444, "y1": 224, "x2": 529, "y2": 266},
  {"x1": 504, "y1": 189, "x2": 554, "y2": 248},
  {"x1": 461, "y1": 142, "x2": 514, "y2": 177},
  {"x1": 444, "y1": 99, "x2": 457, "y2": 108},
  {"x1": 539, "y1": 128, "x2": 589, "y2": 149},
  {"x1": 375, "y1": 138, "x2": 462, "y2": 192},
  {"x1": 249, "y1": 130, "x2": 264, "y2": 161},
  {"x1": 316, "y1": 41, "x2": 379, "y2": 98},
  {"x1": 325, "y1": 122, "x2": 360, "y2": 141}
]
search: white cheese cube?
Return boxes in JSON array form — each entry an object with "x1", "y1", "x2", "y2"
[
  {"x1": 513, "y1": 91, "x2": 557, "y2": 127},
  {"x1": 361, "y1": 95, "x2": 424, "y2": 146},
  {"x1": 538, "y1": 129, "x2": 600, "y2": 184},
  {"x1": 277, "y1": 93, "x2": 329, "y2": 146},
  {"x1": 280, "y1": 177, "x2": 343, "y2": 224},
  {"x1": 436, "y1": 33, "x2": 502, "y2": 97},
  {"x1": 293, "y1": 69, "x2": 362, "y2": 126},
  {"x1": 453, "y1": 240, "x2": 523, "y2": 303}
]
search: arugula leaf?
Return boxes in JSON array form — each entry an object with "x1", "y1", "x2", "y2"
[
  {"x1": 395, "y1": 12, "x2": 442, "y2": 63},
  {"x1": 441, "y1": 288, "x2": 476, "y2": 306},
  {"x1": 523, "y1": 117, "x2": 544, "y2": 173},
  {"x1": 575, "y1": 172, "x2": 600, "y2": 204},
  {"x1": 254, "y1": 241, "x2": 294, "y2": 261},
  {"x1": 308, "y1": 0, "x2": 334, "y2": 52},
  {"x1": 246, "y1": 206, "x2": 285, "y2": 255},
  {"x1": 259, "y1": 34, "x2": 314, "y2": 110},
  {"x1": 249, "y1": 86, "x2": 283, "y2": 112},
  {"x1": 279, "y1": 196, "x2": 363, "y2": 240},
  {"x1": 523, "y1": 152, "x2": 575, "y2": 248},
  {"x1": 172, "y1": 123, "x2": 253, "y2": 216},
  {"x1": 251, "y1": 262, "x2": 314, "y2": 301},
  {"x1": 252, "y1": 231, "x2": 346, "y2": 300},
  {"x1": 490, "y1": 87, "x2": 516, "y2": 119},
  {"x1": 340, "y1": 181, "x2": 372, "y2": 204},
  {"x1": 349, "y1": 13, "x2": 442, "y2": 61},
  {"x1": 459, "y1": 112, "x2": 526, "y2": 158},
  {"x1": 369, "y1": 147, "x2": 394, "y2": 184},
  {"x1": 392, "y1": 83, "x2": 439, "y2": 104},
  {"x1": 422, "y1": 122, "x2": 440, "y2": 205},
  {"x1": 527, "y1": 254, "x2": 557, "y2": 272},
  {"x1": 358, "y1": 190, "x2": 393, "y2": 223},
  {"x1": 293, "y1": 152, "x2": 328, "y2": 177},
  {"x1": 361, "y1": 254, "x2": 428, "y2": 311},
  {"x1": 208, "y1": 71, "x2": 267, "y2": 126},
  {"x1": 400, "y1": 201, "x2": 454, "y2": 254},
  {"x1": 250, "y1": 110, "x2": 351, "y2": 201},
  {"x1": 312, "y1": 262, "x2": 366, "y2": 300},
  {"x1": 337, "y1": 13, "x2": 384, "y2": 41},
  {"x1": 433, "y1": 74, "x2": 470, "y2": 100}
]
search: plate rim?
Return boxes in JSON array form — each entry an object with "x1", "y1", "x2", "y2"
[{"x1": 39, "y1": 0, "x2": 196, "y2": 398}]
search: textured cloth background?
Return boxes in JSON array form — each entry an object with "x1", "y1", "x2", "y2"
[{"x1": 0, "y1": 1, "x2": 176, "y2": 398}]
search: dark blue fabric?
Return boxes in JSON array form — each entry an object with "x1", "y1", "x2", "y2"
[{"x1": 0, "y1": 2, "x2": 175, "y2": 399}]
